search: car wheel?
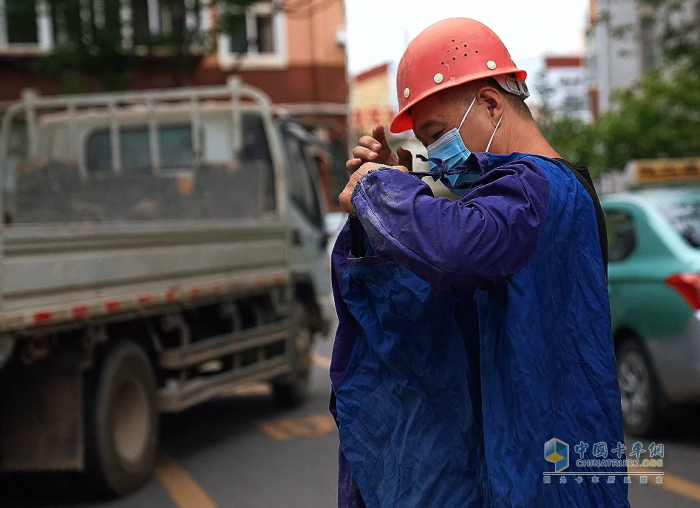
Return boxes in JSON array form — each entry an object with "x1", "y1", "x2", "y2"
[
  {"x1": 616, "y1": 339, "x2": 663, "y2": 437},
  {"x1": 272, "y1": 305, "x2": 312, "y2": 409},
  {"x1": 85, "y1": 341, "x2": 159, "y2": 497}
]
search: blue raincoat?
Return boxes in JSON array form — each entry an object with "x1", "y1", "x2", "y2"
[{"x1": 330, "y1": 152, "x2": 630, "y2": 508}]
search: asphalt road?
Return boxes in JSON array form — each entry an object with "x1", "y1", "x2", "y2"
[{"x1": 2, "y1": 328, "x2": 700, "y2": 508}]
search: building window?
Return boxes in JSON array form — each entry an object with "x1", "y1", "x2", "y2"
[
  {"x1": 218, "y1": 1, "x2": 286, "y2": 69},
  {"x1": 132, "y1": 0, "x2": 151, "y2": 45},
  {"x1": 51, "y1": 0, "x2": 81, "y2": 46},
  {"x1": 159, "y1": 0, "x2": 186, "y2": 37},
  {"x1": 0, "y1": 0, "x2": 55, "y2": 51},
  {"x1": 5, "y1": 0, "x2": 38, "y2": 44},
  {"x1": 640, "y1": 15, "x2": 658, "y2": 70},
  {"x1": 132, "y1": 0, "x2": 202, "y2": 46},
  {"x1": 0, "y1": 0, "x2": 204, "y2": 53}
]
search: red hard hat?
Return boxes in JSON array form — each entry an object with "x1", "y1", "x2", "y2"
[{"x1": 390, "y1": 18, "x2": 527, "y2": 133}]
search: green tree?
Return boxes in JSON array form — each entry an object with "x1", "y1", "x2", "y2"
[
  {"x1": 535, "y1": 68, "x2": 603, "y2": 176},
  {"x1": 590, "y1": 0, "x2": 700, "y2": 173},
  {"x1": 636, "y1": 0, "x2": 700, "y2": 67},
  {"x1": 540, "y1": 116, "x2": 602, "y2": 176},
  {"x1": 597, "y1": 64, "x2": 700, "y2": 172}
]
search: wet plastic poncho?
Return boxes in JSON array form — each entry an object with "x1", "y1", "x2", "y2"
[{"x1": 329, "y1": 152, "x2": 630, "y2": 508}]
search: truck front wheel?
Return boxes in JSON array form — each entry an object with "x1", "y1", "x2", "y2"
[{"x1": 85, "y1": 341, "x2": 159, "y2": 497}]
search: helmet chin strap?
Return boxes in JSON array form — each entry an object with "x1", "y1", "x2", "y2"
[{"x1": 485, "y1": 115, "x2": 503, "y2": 153}]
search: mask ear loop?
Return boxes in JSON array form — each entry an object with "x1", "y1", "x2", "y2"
[
  {"x1": 485, "y1": 115, "x2": 503, "y2": 153},
  {"x1": 459, "y1": 96, "x2": 478, "y2": 130}
]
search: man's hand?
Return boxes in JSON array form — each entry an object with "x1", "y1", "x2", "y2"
[
  {"x1": 339, "y1": 162, "x2": 408, "y2": 214},
  {"x1": 346, "y1": 125, "x2": 414, "y2": 173}
]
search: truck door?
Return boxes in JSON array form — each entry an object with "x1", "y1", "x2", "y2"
[{"x1": 281, "y1": 123, "x2": 332, "y2": 301}]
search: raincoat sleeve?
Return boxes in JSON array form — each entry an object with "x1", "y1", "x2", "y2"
[
  {"x1": 329, "y1": 224, "x2": 370, "y2": 508},
  {"x1": 350, "y1": 157, "x2": 549, "y2": 293}
]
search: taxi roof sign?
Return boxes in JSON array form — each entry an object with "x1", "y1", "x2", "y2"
[{"x1": 625, "y1": 158, "x2": 700, "y2": 187}]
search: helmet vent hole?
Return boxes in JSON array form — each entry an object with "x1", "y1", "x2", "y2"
[
  {"x1": 475, "y1": 50, "x2": 479, "y2": 54},
  {"x1": 452, "y1": 57, "x2": 456, "y2": 61},
  {"x1": 455, "y1": 46, "x2": 459, "y2": 50},
  {"x1": 464, "y1": 44, "x2": 467, "y2": 47},
  {"x1": 441, "y1": 61, "x2": 444, "y2": 65},
  {"x1": 464, "y1": 54, "x2": 467, "y2": 57},
  {"x1": 451, "y1": 39, "x2": 455, "y2": 42}
]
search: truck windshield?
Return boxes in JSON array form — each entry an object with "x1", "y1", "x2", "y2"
[{"x1": 662, "y1": 202, "x2": 700, "y2": 248}]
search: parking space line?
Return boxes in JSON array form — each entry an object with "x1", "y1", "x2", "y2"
[
  {"x1": 660, "y1": 472, "x2": 700, "y2": 502},
  {"x1": 629, "y1": 466, "x2": 700, "y2": 502},
  {"x1": 155, "y1": 455, "x2": 219, "y2": 508},
  {"x1": 311, "y1": 353, "x2": 331, "y2": 369}
]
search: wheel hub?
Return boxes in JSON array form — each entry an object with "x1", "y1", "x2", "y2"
[
  {"x1": 113, "y1": 379, "x2": 150, "y2": 464},
  {"x1": 617, "y1": 350, "x2": 651, "y2": 428}
]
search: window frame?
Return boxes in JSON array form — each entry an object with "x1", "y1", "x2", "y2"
[
  {"x1": 605, "y1": 207, "x2": 638, "y2": 263},
  {"x1": 217, "y1": 1, "x2": 287, "y2": 71},
  {"x1": 84, "y1": 123, "x2": 198, "y2": 175},
  {"x1": 281, "y1": 124, "x2": 326, "y2": 231},
  {"x1": 639, "y1": 14, "x2": 659, "y2": 71},
  {"x1": 0, "y1": 0, "x2": 206, "y2": 55},
  {"x1": 0, "y1": 0, "x2": 53, "y2": 54}
]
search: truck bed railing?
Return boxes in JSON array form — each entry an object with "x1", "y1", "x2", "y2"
[{"x1": 0, "y1": 77, "x2": 280, "y2": 224}]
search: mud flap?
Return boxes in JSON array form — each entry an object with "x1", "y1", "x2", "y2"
[{"x1": 0, "y1": 357, "x2": 84, "y2": 471}]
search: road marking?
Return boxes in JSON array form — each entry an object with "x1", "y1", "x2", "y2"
[
  {"x1": 628, "y1": 466, "x2": 700, "y2": 502},
  {"x1": 259, "y1": 413, "x2": 337, "y2": 441},
  {"x1": 155, "y1": 354, "x2": 334, "y2": 505},
  {"x1": 155, "y1": 455, "x2": 219, "y2": 508},
  {"x1": 659, "y1": 472, "x2": 700, "y2": 502},
  {"x1": 311, "y1": 352, "x2": 331, "y2": 369},
  {"x1": 230, "y1": 383, "x2": 271, "y2": 396}
]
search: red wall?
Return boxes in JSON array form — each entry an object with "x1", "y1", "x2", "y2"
[{"x1": 0, "y1": 55, "x2": 348, "y2": 105}]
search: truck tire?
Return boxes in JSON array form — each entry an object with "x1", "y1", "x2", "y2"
[
  {"x1": 616, "y1": 339, "x2": 664, "y2": 437},
  {"x1": 85, "y1": 341, "x2": 159, "y2": 497},
  {"x1": 272, "y1": 305, "x2": 312, "y2": 408}
]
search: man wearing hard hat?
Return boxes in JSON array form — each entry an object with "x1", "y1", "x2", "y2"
[{"x1": 329, "y1": 18, "x2": 629, "y2": 508}]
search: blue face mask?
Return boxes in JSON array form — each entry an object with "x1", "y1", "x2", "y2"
[{"x1": 425, "y1": 97, "x2": 502, "y2": 196}]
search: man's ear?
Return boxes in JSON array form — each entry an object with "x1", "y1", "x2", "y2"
[{"x1": 477, "y1": 87, "x2": 504, "y2": 124}]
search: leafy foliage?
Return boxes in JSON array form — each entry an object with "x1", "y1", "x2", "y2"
[
  {"x1": 539, "y1": 116, "x2": 602, "y2": 176},
  {"x1": 535, "y1": 68, "x2": 603, "y2": 176},
  {"x1": 597, "y1": 65, "x2": 700, "y2": 171},
  {"x1": 636, "y1": 0, "x2": 700, "y2": 68}
]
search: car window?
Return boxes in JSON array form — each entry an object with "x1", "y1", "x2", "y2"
[
  {"x1": 86, "y1": 124, "x2": 194, "y2": 173},
  {"x1": 605, "y1": 209, "x2": 636, "y2": 262},
  {"x1": 241, "y1": 114, "x2": 276, "y2": 212},
  {"x1": 661, "y1": 201, "x2": 700, "y2": 248},
  {"x1": 282, "y1": 132, "x2": 324, "y2": 230}
]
